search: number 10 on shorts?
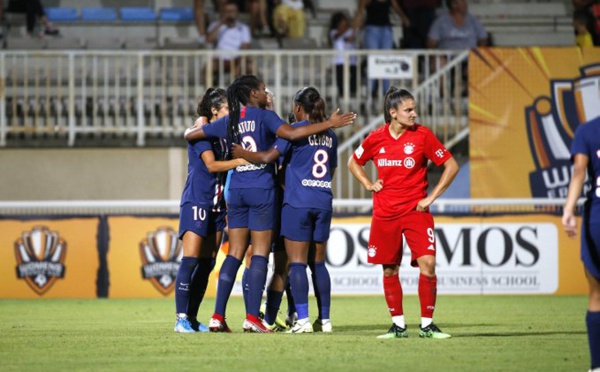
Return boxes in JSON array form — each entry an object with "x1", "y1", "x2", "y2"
[{"x1": 191, "y1": 206, "x2": 207, "y2": 221}]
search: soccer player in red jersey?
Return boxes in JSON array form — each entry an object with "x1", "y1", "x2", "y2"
[{"x1": 348, "y1": 87, "x2": 458, "y2": 339}]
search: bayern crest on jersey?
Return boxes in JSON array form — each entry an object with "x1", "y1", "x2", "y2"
[{"x1": 404, "y1": 143, "x2": 415, "y2": 155}]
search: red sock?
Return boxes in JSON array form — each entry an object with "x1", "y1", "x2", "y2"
[
  {"x1": 418, "y1": 274, "x2": 437, "y2": 318},
  {"x1": 212, "y1": 312, "x2": 224, "y2": 322},
  {"x1": 383, "y1": 275, "x2": 403, "y2": 317}
]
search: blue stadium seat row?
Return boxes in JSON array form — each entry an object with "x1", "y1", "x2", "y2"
[{"x1": 45, "y1": 7, "x2": 194, "y2": 23}]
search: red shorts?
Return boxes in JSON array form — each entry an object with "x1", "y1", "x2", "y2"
[{"x1": 367, "y1": 211, "x2": 436, "y2": 266}]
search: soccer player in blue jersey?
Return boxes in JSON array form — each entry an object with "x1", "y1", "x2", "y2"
[
  {"x1": 562, "y1": 116, "x2": 600, "y2": 371},
  {"x1": 174, "y1": 88, "x2": 250, "y2": 333},
  {"x1": 232, "y1": 86, "x2": 337, "y2": 333},
  {"x1": 185, "y1": 75, "x2": 355, "y2": 332}
]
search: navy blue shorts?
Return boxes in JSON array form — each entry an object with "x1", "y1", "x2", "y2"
[
  {"x1": 582, "y1": 219, "x2": 600, "y2": 280},
  {"x1": 227, "y1": 188, "x2": 275, "y2": 231},
  {"x1": 280, "y1": 204, "x2": 332, "y2": 242},
  {"x1": 178, "y1": 203, "x2": 226, "y2": 239}
]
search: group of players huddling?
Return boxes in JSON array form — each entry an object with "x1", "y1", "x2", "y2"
[{"x1": 172, "y1": 74, "x2": 460, "y2": 339}]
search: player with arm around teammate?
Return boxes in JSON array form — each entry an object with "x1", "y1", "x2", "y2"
[
  {"x1": 232, "y1": 86, "x2": 337, "y2": 333},
  {"x1": 185, "y1": 75, "x2": 355, "y2": 333},
  {"x1": 348, "y1": 87, "x2": 458, "y2": 339},
  {"x1": 174, "y1": 88, "x2": 249, "y2": 333},
  {"x1": 562, "y1": 116, "x2": 600, "y2": 371}
]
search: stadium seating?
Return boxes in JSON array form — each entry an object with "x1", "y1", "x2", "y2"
[
  {"x1": 45, "y1": 7, "x2": 79, "y2": 22},
  {"x1": 158, "y1": 7, "x2": 194, "y2": 22},
  {"x1": 81, "y1": 7, "x2": 118, "y2": 22},
  {"x1": 120, "y1": 7, "x2": 157, "y2": 22}
]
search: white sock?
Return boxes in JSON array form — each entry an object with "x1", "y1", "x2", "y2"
[
  {"x1": 298, "y1": 317, "x2": 309, "y2": 324},
  {"x1": 421, "y1": 317, "x2": 432, "y2": 328},
  {"x1": 321, "y1": 318, "x2": 330, "y2": 324},
  {"x1": 392, "y1": 315, "x2": 405, "y2": 328},
  {"x1": 177, "y1": 313, "x2": 187, "y2": 320}
]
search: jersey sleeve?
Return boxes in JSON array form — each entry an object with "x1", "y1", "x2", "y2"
[
  {"x1": 427, "y1": 17, "x2": 442, "y2": 42},
  {"x1": 423, "y1": 128, "x2": 452, "y2": 166},
  {"x1": 202, "y1": 116, "x2": 228, "y2": 139},
  {"x1": 272, "y1": 136, "x2": 291, "y2": 156},
  {"x1": 571, "y1": 125, "x2": 589, "y2": 159},
  {"x1": 192, "y1": 139, "x2": 213, "y2": 157},
  {"x1": 352, "y1": 132, "x2": 375, "y2": 166},
  {"x1": 264, "y1": 110, "x2": 286, "y2": 136}
]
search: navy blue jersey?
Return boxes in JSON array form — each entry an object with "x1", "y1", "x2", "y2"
[
  {"x1": 202, "y1": 106, "x2": 285, "y2": 190},
  {"x1": 274, "y1": 120, "x2": 338, "y2": 211},
  {"x1": 180, "y1": 138, "x2": 227, "y2": 211},
  {"x1": 571, "y1": 116, "x2": 600, "y2": 222}
]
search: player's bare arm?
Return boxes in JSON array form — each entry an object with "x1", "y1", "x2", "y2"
[
  {"x1": 562, "y1": 153, "x2": 589, "y2": 238},
  {"x1": 201, "y1": 150, "x2": 249, "y2": 173},
  {"x1": 348, "y1": 156, "x2": 383, "y2": 192},
  {"x1": 276, "y1": 109, "x2": 356, "y2": 141},
  {"x1": 184, "y1": 117, "x2": 208, "y2": 140},
  {"x1": 231, "y1": 143, "x2": 280, "y2": 164},
  {"x1": 416, "y1": 156, "x2": 459, "y2": 212}
]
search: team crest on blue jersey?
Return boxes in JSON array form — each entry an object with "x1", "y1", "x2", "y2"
[
  {"x1": 139, "y1": 227, "x2": 182, "y2": 295},
  {"x1": 525, "y1": 64, "x2": 599, "y2": 198},
  {"x1": 14, "y1": 226, "x2": 67, "y2": 295}
]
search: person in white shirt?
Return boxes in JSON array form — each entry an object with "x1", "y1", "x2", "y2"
[{"x1": 207, "y1": 1, "x2": 253, "y2": 75}]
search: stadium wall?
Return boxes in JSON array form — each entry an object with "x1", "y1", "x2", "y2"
[{"x1": 0, "y1": 148, "x2": 187, "y2": 200}]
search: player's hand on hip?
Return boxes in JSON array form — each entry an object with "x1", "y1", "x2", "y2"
[
  {"x1": 416, "y1": 198, "x2": 431, "y2": 212},
  {"x1": 561, "y1": 211, "x2": 578, "y2": 238},
  {"x1": 329, "y1": 109, "x2": 357, "y2": 129},
  {"x1": 367, "y1": 179, "x2": 383, "y2": 192}
]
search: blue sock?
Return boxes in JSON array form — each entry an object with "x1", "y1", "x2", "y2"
[
  {"x1": 186, "y1": 257, "x2": 213, "y2": 319},
  {"x1": 264, "y1": 289, "x2": 284, "y2": 325},
  {"x1": 214, "y1": 255, "x2": 242, "y2": 318},
  {"x1": 242, "y1": 267, "x2": 250, "y2": 313},
  {"x1": 175, "y1": 257, "x2": 198, "y2": 315},
  {"x1": 289, "y1": 262, "x2": 309, "y2": 320},
  {"x1": 313, "y1": 261, "x2": 331, "y2": 319},
  {"x1": 587, "y1": 311, "x2": 600, "y2": 369},
  {"x1": 285, "y1": 278, "x2": 296, "y2": 316},
  {"x1": 247, "y1": 255, "x2": 269, "y2": 318}
]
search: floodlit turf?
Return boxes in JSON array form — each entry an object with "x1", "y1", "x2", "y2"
[{"x1": 0, "y1": 295, "x2": 589, "y2": 371}]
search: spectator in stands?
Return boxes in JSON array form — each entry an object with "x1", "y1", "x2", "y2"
[
  {"x1": 572, "y1": 0, "x2": 600, "y2": 45},
  {"x1": 574, "y1": 10, "x2": 594, "y2": 47},
  {"x1": 207, "y1": 1, "x2": 253, "y2": 75},
  {"x1": 354, "y1": 0, "x2": 410, "y2": 98},
  {"x1": 273, "y1": 0, "x2": 306, "y2": 39},
  {"x1": 6, "y1": 0, "x2": 59, "y2": 37},
  {"x1": 330, "y1": 11, "x2": 357, "y2": 98},
  {"x1": 426, "y1": 0, "x2": 488, "y2": 50},
  {"x1": 399, "y1": 0, "x2": 440, "y2": 49}
]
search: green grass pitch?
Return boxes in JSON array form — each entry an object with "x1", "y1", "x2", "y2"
[{"x1": 0, "y1": 295, "x2": 589, "y2": 371}]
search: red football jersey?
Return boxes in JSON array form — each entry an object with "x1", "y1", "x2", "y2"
[{"x1": 353, "y1": 123, "x2": 451, "y2": 219}]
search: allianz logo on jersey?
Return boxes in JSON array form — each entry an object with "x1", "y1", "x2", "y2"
[
  {"x1": 377, "y1": 157, "x2": 415, "y2": 169},
  {"x1": 139, "y1": 227, "x2": 182, "y2": 295},
  {"x1": 14, "y1": 226, "x2": 67, "y2": 295},
  {"x1": 525, "y1": 63, "x2": 599, "y2": 198}
]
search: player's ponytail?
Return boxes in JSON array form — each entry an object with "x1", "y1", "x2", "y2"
[
  {"x1": 294, "y1": 86, "x2": 326, "y2": 124},
  {"x1": 384, "y1": 86, "x2": 414, "y2": 123},
  {"x1": 197, "y1": 87, "x2": 227, "y2": 120},
  {"x1": 226, "y1": 75, "x2": 261, "y2": 146}
]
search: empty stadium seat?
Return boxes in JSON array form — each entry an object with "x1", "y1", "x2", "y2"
[
  {"x1": 46, "y1": 7, "x2": 79, "y2": 22},
  {"x1": 82, "y1": 7, "x2": 118, "y2": 22},
  {"x1": 120, "y1": 7, "x2": 157, "y2": 22},
  {"x1": 159, "y1": 7, "x2": 194, "y2": 22}
]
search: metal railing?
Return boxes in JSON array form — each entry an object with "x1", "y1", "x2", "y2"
[{"x1": 0, "y1": 49, "x2": 468, "y2": 148}]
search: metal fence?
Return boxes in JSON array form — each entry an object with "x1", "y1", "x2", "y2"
[{"x1": 0, "y1": 49, "x2": 469, "y2": 148}]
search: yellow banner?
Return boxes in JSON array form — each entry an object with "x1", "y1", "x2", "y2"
[
  {"x1": 469, "y1": 47, "x2": 600, "y2": 198},
  {"x1": 107, "y1": 216, "x2": 220, "y2": 298},
  {"x1": 0, "y1": 218, "x2": 99, "y2": 298}
]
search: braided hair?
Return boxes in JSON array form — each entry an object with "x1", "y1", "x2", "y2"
[
  {"x1": 383, "y1": 86, "x2": 414, "y2": 123},
  {"x1": 196, "y1": 88, "x2": 227, "y2": 120},
  {"x1": 293, "y1": 87, "x2": 327, "y2": 124},
  {"x1": 226, "y1": 75, "x2": 261, "y2": 146}
]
